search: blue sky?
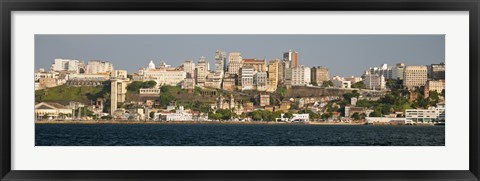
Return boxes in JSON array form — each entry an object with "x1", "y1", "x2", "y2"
[{"x1": 35, "y1": 34, "x2": 445, "y2": 77}]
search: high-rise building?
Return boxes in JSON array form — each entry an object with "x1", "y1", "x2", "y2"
[
  {"x1": 228, "y1": 52, "x2": 243, "y2": 75},
  {"x1": 403, "y1": 66, "x2": 428, "y2": 89},
  {"x1": 86, "y1": 60, "x2": 114, "y2": 74},
  {"x1": 311, "y1": 66, "x2": 330, "y2": 85},
  {"x1": 254, "y1": 72, "x2": 268, "y2": 91},
  {"x1": 51, "y1": 58, "x2": 81, "y2": 73},
  {"x1": 393, "y1": 63, "x2": 406, "y2": 80},
  {"x1": 181, "y1": 60, "x2": 196, "y2": 78},
  {"x1": 110, "y1": 75, "x2": 129, "y2": 115},
  {"x1": 215, "y1": 50, "x2": 227, "y2": 74},
  {"x1": 196, "y1": 56, "x2": 208, "y2": 85},
  {"x1": 291, "y1": 65, "x2": 310, "y2": 86},
  {"x1": 239, "y1": 66, "x2": 254, "y2": 90},
  {"x1": 283, "y1": 50, "x2": 299, "y2": 68},
  {"x1": 267, "y1": 59, "x2": 280, "y2": 89}
]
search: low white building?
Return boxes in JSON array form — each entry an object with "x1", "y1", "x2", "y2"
[
  {"x1": 154, "y1": 106, "x2": 193, "y2": 121},
  {"x1": 332, "y1": 76, "x2": 352, "y2": 88},
  {"x1": 363, "y1": 74, "x2": 386, "y2": 90},
  {"x1": 35, "y1": 102, "x2": 73, "y2": 120},
  {"x1": 291, "y1": 114, "x2": 309, "y2": 122},
  {"x1": 405, "y1": 106, "x2": 444, "y2": 123},
  {"x1": 139, "y1": 88, "x2": 161, "y2": 95},
  {"x1": 366, "y1": 117, "x2": 407, "y2": 124}
]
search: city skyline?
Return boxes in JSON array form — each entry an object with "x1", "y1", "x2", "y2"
[{"x1": 35, "y1": 35, "x2": 445, "y2": 77}]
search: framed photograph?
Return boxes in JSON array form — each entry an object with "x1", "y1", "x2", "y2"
[{"x1": 1, "y1": 0, "x2": 479, "y2": 180}]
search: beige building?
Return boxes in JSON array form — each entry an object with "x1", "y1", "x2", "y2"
[
  {"x1": 403, "y1": 66, "x2": 428, "y2": 89},
  {"x1": 227, "y1": 52, "x2": 243, "y2": 75},
  {"x1": 424, "y1": 80, "x2": 445, "y2": 98},
  {"x1": 181, "y1": 60, "x2": 196, "y2": 78},
  {"x1": 267, "y1": 60, "x2": 280, "y2": 92},
  {"x1": 311, "y1": 66, "x2": 329, "y2": 85},
  {"x1": 195, "y1": 56, "x2": 208, "y2": 85},
  {"x1": 259, "y1": 94, "x2": 270, "y2": 106},
  {"x1": 111, "y1": 78, "x2": 129, "y2": 115},
  {"x1": 243, "y1": 59, "x2": 267, "y2": 72}
]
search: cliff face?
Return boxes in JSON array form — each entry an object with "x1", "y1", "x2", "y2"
[{"x1": 286, "y1": 86, "x2": 354, "y2": 98}]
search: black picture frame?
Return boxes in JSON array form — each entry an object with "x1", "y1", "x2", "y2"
[{"x1": 1, "y1": 0, "x2": 479, "y2": 180}]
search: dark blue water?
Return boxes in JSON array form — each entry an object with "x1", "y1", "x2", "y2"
[{"x1": 35, "y1": 124, "x2": 445, "y2": 146}]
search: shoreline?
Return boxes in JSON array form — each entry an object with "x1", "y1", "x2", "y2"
[
  {"x1": 35, "y1": 120, "x2": 366, "y2": 125},
  {"x1": 33, "y1": 120, "x2": 437, "y2": 126}
]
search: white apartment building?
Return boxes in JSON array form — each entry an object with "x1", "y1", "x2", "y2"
[
  {"x1": 51, "y1": 58, "x2": 81, "y2": 73},
  {"x1": 332, "y1": 76, "x2": 352, "y2": 88},
  {"x1": 240, "y1": 66, "x2": 254, "y2": 90},
  {"x1": 134, "y1": 61, "x2": 186, "y2": 86},
  {"x1": 363, "y1": 74, "x2": 386, "y2": 90},
  {"x1": 86, "y1": 60, "x2": 114, "y2": 74},
  {"x1": 290, "y1": 114, "x2": 309, "y2": 122},
  {"x1": 291, "y1": 65, "x2": 310, "y2": 86},
  {"x1": 254, "y1": 72, "x2": 268, "y2": 91},
  {"x1": 405, "y1": 106, "x2": 443, "y2": 123}
]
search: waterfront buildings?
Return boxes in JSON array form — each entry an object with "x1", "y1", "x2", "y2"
[
  {"x1": 403, "y1": 65, "x2": 428, "y2": 89},
  {"x1": 405, "y1": 106, "x2": 444, "y2": 123},
  {"x1": 259, "y1": 94, "x2": 270, "y2": 106},
  {"x1": 35, "y1": 102, "x2": 74, "y2": 120}
]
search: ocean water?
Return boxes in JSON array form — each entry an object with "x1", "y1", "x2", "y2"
[{"x1": 35, "y1": 124, "x2": 445, "y2": 146}]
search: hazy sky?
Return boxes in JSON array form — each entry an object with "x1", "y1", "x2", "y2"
[{"x1": 35, "y1": 35, "x2": 445, "y2": 77}]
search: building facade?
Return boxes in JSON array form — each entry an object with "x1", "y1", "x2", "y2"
[
  {"x1": 227, "y1": 52, "x2": 243, "y2": 75},
  {"x1": 311, "y1": 66, "x2": 330, "y2": 85},
  {"x1": 403, "y1": 66, "x2": 428, "y2": 89}
]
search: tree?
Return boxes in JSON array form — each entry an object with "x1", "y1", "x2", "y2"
[
  {"x1": 351, "y1": 81, "x2": 367, "y2": 89},
  {"x1": 159, "y1": 94, "x2": 175, "y2": 108},
  {"x1": 143, "y1": 81, "x2": 157, "y2": 88},
  {"x1": 127, "y1": 81, "x2": 143, "y2": 92},
  {"x1": 369, "y1": 110, "x2": 382, "y2": 117},
  {"x1": 351, "y1": 112, "x2": 361, "y2": 120},
  {"x1": 149, "y1": 111, "x2": 155, "y2": 119},
  {"x1": 284, "y1": 112, "x2": 293, "y2": 119},
  {"x1": 322, "y1": 80, "x2": 334, "y2": 88},
  {"x1": 441, "y1": 89, "x2": 445, "y2": 97},
  {"x1": 312, "y1": 82, "x2": 318, "y2": 86},
  {"x1": 101, "y1": 115, "x2": 113, "y2": 120}
]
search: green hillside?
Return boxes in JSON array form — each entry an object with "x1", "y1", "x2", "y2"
[{"x1": 35, "y1": 84, "x2": 110, "y2": 104}]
